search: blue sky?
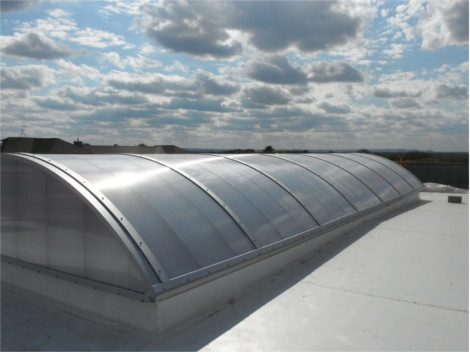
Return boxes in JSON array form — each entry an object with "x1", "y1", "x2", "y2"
[{"x1": 1, "y1": 0, "x2": 468, "y2": 151}]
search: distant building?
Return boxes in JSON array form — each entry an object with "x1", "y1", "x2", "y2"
[{"x1": 0, "y1": 137, "x2": 189, "y2": 154}]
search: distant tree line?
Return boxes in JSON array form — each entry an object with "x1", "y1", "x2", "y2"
[
  {"x1": 374, "y1": 151, "x2": 469, "y2": 165},
  {"x1": 194, "y1": 145, "x2": 468, "y2": 164}
]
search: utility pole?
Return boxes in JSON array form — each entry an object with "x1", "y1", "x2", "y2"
[{"x1": 20, "y1": 125, "x2": 27, "y2": 137}]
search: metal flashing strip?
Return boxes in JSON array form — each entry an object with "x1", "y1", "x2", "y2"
[
  {"x1": 13, "y1": 153, "x2": 168, "y2": 284},
  {"x1": 265, "y1": 154, "x2": 359, "y2": 212},
  {"x1": 304, "y1": 154, "x2": 385, "y2": 202},
  {"x1": 124, "y1": 154, "x2": 258, "y2": 249},
  {"x1": 1, "y1": 255, "x2": 151, "y2": 301},
  {"x1": 332, "y1": 153, "x2": 402, "y2": 195},
  {"x1": 351, "y1": 153, "x2": 421, "y2": 190},
  {"x1": 219, "y1": 155, "x2": 321, "y2": 226}
]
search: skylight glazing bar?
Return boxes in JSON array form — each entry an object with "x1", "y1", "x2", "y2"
[
  {"x1": 333, "y1": 154, "x2": 402, "y2": 195},
  {"x1": 305, "y1": 154, "x2": 385, "y2": 202},
  {"x1": 218, "y1": 155, "x2": 320, "y2": 226},
  {"x1": 125, "y1": 154, "x2": 258, "y2": 249},
  {"x1": 265, "y1": 154, "x2": 359, "y2": 211},
  {"x1": 351, "y1": 153, "x2": 419, "y2": 189},
  {"x1": 20, "y1": 153, "x2": 169, "y2": 283}
]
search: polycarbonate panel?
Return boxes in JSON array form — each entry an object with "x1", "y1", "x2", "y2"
[
  {"x1": 0, "y1": 155, "x2": 149, "y2": 292},
  {"x1": 1, "y1": 157, "x2": 17, "y2": 258},
  {"x1": 343, "y1": 154, "x2": 413, "y2": 194},
  {"x1": 47, "y1": 178, "x2": 85, "y2": 276},
  {"x1": 155, "y1": 154, "x2": 316, "y2": 245},
  {"x1": 286, "y1": 155, "x2": 381, "y2": 210},
  {"x1": 355, "y1": 153, "x2": 423, "y2": 189},
  {"x1": 16, "y1": 161, "x2": 48, "y2": 266},
  {"x1": 83, "y1": 205, "x2": 148, "y2": 292},
  {"x1": 45, "y1": 154, "x2": 255, "y2": 279},
  {"x1": 318, "y1": 154, "x2": 399, "y2": 201},
  {"x1": 232, "y1": 154, "x2": 355, "y2": 224},
  {"x1": 2, "y1": 152, "x2": 422, "y2": 291}
]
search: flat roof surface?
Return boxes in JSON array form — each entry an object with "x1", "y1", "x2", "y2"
[{"x1": 2, "y1": 191, "x2": 468, "y2": 351}]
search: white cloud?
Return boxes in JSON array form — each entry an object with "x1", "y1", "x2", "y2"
[
  {"x1": 18, "y1": 14, "x2": 78, "y2": 40},
  {"x1": 1, "y1": 64, "x2": 55, "y2": 90},
  {"x1": 136, "y1": 1, "x2": 374, "y2": 59},
  {"x1": 71, "y1": 28, "x2": 128, "y2": 48},
  {"x1": 164, "y1": 60, "x2": 189, "y2": 73},
  {"x1": 56, "y1": 60, "x2": 102, "y2": 84},
  {"x1": 1, "y1": 32, "x2": 79, "y2": 60},
  {"x1": 100, "y1": 52, "x2": 162, "y2": 70},
  {"x1": 382, "y1": 43, "x2": 405, "y2": 58},
  {"x1": 419, "y1": 0, "x2": 469, "y2": 50}
]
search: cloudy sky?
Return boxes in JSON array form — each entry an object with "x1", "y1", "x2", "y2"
[{"x1": 1, "y1": 0, "x2": 468, "y2": 151}]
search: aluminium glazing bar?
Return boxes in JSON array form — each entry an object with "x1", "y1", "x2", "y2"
[
  {"x1": 125, "y1": 154, "x2": 259, "y2": 249},
  {"x1": 351, "y1": 153, "x2": 417, "y2": 189},
  {"x1": 19, "y1": 153, "x2": 169, "y2": 283},
  {"x1": 333, "y1": 154, "x2": 402, "y2": 195},
  {"x1": 218, "y1": 155, "x2": 320, "y2": 226},
  {"x1": 265, "y1": 154, "x2": 359, "y2": 211},
  {"x1": 305, "y1": 154, "x2": 385, "y2": 202}
]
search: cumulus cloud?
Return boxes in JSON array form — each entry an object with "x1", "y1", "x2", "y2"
[
  {"x1": 1, "y1": 65, "x2": 53, "y2": 90},
  {"x1": 64, "y1": 87, "x2": 148, "y2": 106},
  {"x1": 1, "y1": 32, "x2": 78, "y2": 60},
  {"x1": 374, "y1": 87, "x2": 421, "y2": 99},
  {"x1": 1, "y1": 0, "x2": 37, "y2": 12},
  {"x1": 390, "y1": 98, "x2": 422, "y2": 109},
  {"x1": 137, "y1": 1, "x2": 242, "y2": 58},
  {"x1": 163, "y1": 97, "x2": 228, "y2": 112},
  {"x1": 435, "y1": 84, "x2": 468, "y2": 100},
  {"x1": 307, "y1": 62, "x2": 363, "y2": 83},
  {"x1": 136, "y1": 0, "x2": 368, "y2": 58},
  {"x1": 319, "y1": 102, "x2": 351, "y2": 114},
  {"x1": 227, "y1": 1, "x2": 363, "y2": 53},
  {"x1": 195, "y1": 71, "x2": 239, "y2": 96},
  {"x1": 419, "y1": 0, "x2": 469, "y2": 50},
  {"x1": 107, "y1": 71, "x2": 238, "y2": 99},
  {"x1": 107, "y1": 72, "x2": 193, "y2": 96},
  {"x1": 70, "y1": 28, "x2": 128, "y2": 48},
  {"x1": 100, "y1": 52, "x2": 161, "y2": 70},
  {"x1": 243, "y1": 86, "x2": 290, "y2": 108},
  {"x1": 247, "y1": 55, "x2": 307, "y2": 85},
  {"x1": 34, "y1": 97, "x2": 76, "y2": 111}
]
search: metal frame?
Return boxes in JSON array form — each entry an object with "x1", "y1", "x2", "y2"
[
  {"x1": 124, "y1": 154, "x2": 258, "y2": 248},
  {"x1": 333, "y1": 154, "x2": 401, "y2": 193},
  {"x1": 351, "y1": 153, "x2": 419, "y2": 189},
  {"x1": 217, "y1": 154, "x2": 321, "y2": 226},
  {"x1": 264, "y1": 154, "x2": 359, "y2": 211},
  {"x1": 4, "y1": 153, "x2": 165, "y2": 286},
  {"x1": 22, "y1": 153, "x2": 170, "y2": 283},
  {"x1": 304, "y1": 154, "x2": 385, "y2": 202},
  {"x1": 1, "y1": 153, "x2": 423, "y2": 300},
  {"x1": 152, "y1": 188, "x2": 421, "y2": 295}
]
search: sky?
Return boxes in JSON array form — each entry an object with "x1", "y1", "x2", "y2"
[{"x1": 0, "y1": 0, "x2": 468, "y2": 151}]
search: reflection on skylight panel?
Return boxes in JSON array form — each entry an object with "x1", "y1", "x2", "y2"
[{"x1": 95, "y1": 167, "x2": 170, "y2": 191}]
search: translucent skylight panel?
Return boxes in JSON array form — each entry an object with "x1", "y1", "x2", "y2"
[
  {"x1": 345, "y1": 154, "x2": 413, "y2": 194},
  {"x1": 233, "y1": 154, "x2": 355, "y2": 224},
  {"x1": 289, "y1": 155, "x2": 381, "y2": 210},
  {"x1": 318, "y1": 154, "x2": 399, "y2": 202}
]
